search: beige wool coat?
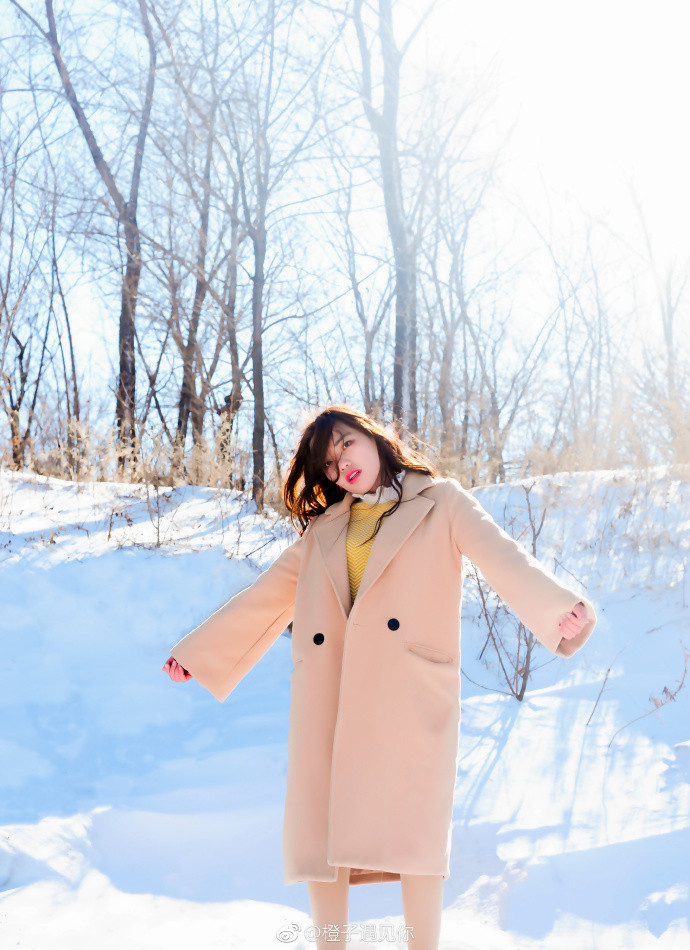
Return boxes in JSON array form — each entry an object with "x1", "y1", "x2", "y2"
[{"x1": 169, "y1": 470, "x2": 597, "y2": 887}]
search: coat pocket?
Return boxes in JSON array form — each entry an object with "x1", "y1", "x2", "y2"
[
  {"x1": 401, "y1": 640, "x2": 458, "y2": 734},
  {"x1": 403, "y1": 641, "x2": 454, "y2": 664}
]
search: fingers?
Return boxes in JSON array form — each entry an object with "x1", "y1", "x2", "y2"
[
  {"x1": 172, "y1": 659, "x2": 192, "y2": 681},
  {"x1": 162, "y1": 656, "x2": 192, "y2": 681},
  {"x1": 559, "y1": 620, "x2": 580, "y2": 640},
  {"x1": 558, "y1": 603, "x2": 588, "y2": 640}
]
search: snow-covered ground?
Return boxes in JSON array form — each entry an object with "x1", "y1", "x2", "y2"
[{"x1": 1, "y1": 464, "x2": 688, "y2": 949}]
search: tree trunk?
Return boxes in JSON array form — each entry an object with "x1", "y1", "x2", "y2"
[
  {"x1": 39, "y1": 0, "x2": 157, "y2": 477},
  {"x1": 173, "y1": 104, "x2": 216, "y2": 482},
  {"x1": 354, "y1": 0, "x2": 417, "y2": 434},
  {"x1": 116, "y1": 206, "x2": 140, "y2": 473},
  {"x1": 251, "y1": 222, "x2": 267, "y2": 509},
  {"x1": 221, "y1": 192, "x2": 244, "y2": 485}
]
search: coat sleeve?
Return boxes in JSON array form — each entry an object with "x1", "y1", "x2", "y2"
[
  {"x1": 445, "y1": 478, "x2": 597, "y2": 658},
  {"x1": 168, "y1": 524, "x2": 310, "y2": 702}
]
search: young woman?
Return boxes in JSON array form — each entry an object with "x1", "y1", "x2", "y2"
[{"x1": 163, "y1": 405, "x2": 596, "y2": 950}]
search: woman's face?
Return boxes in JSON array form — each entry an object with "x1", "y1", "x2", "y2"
[{"x1": 322, "y1": 422, "x2": 382, "y2": 494}]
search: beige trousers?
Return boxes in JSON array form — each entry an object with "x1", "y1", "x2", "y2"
[{"x1": 307, "y1": 867, "x2": 443, "y2": 950}]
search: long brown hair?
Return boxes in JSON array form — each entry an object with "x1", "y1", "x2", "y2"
[{"x1": 283, "y1": 404, "x2": 438, "y2": 540}]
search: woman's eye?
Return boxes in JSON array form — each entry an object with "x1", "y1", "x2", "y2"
[{"x1": 323, "y1": 439, "x2": 353, "y2": 475}]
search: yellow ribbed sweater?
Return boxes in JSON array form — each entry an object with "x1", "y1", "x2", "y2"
[{"x1": 346, "y1": 499, "x2": 396, "y2": 603}]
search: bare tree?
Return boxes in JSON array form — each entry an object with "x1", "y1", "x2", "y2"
[
  {"x1": 412, "y1": 71, "x2": 500, "y2": 474},
  {"x1": 473, "y1": 483, "x2": 559, "y2": 700},
  {"x1": 0, "y1": 97, "x2": 51, "y2": 469},
  {"x1": 317, "y1": 119, "x2": 394, "y2": 417},
  {"x1": 145, "y1": 0, "x2": 234, "y2": 481},
  {"x1": 223, "y1": 0, "x2": 334, "y2": 508},
  {"x1": 10, "y1": 0, "x2": 158, "y2": 475},
  {"x1": 632, "y1": 189, "x2": 690, "y2": 466},
  {"x1": 351, "y1": 0, "x2": 435, "y2": 435}
]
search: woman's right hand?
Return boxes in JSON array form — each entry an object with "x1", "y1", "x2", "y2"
[{"x1": 162, "y1": 656, "x2": 193, "y2": 682}]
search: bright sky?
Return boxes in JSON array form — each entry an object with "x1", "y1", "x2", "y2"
[
  {"x1": 70, "y1": 0, "x2": 690, "y2": 397},
  {"x1": 423, "y1": 0, "x2": 690, "y2": 272}
]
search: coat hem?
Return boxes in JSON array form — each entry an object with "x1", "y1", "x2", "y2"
[
  {"x1": 344, "y1": 863, "x2": 449, "y2": 885},
  {"x1": 285, "y1": 861, "x2": 450, "y2": 886},
  {"x1": 286, "y1": 852, "x2": 450, "y2": 887},
  {"x1": 347, "y1": 866, "x2": 402, "y2": 885}
]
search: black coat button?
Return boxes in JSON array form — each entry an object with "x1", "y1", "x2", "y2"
[
  {"x1": 387, "y1": 618, "x2": 400, "y2": 630},
  {"x1": 313, "y1": 633, "x2": 324, "y2": 645}
]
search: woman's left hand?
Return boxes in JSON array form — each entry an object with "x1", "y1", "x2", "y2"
[{"x1": 558, "y1": 601, "x2": 588, "y2": 640}]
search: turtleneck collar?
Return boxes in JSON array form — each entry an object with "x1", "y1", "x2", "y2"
[{"x1": 351, "y1": 469, "x2": 406, "y2": 506}]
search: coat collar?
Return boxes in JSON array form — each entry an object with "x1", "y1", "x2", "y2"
[{"x1": 312, "y1": 469, "x2": 436, "y2": 620}]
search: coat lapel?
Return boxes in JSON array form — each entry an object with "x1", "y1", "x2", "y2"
[{"x1": 313, "y1": 470, "x2": 436, "y2": 619}]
